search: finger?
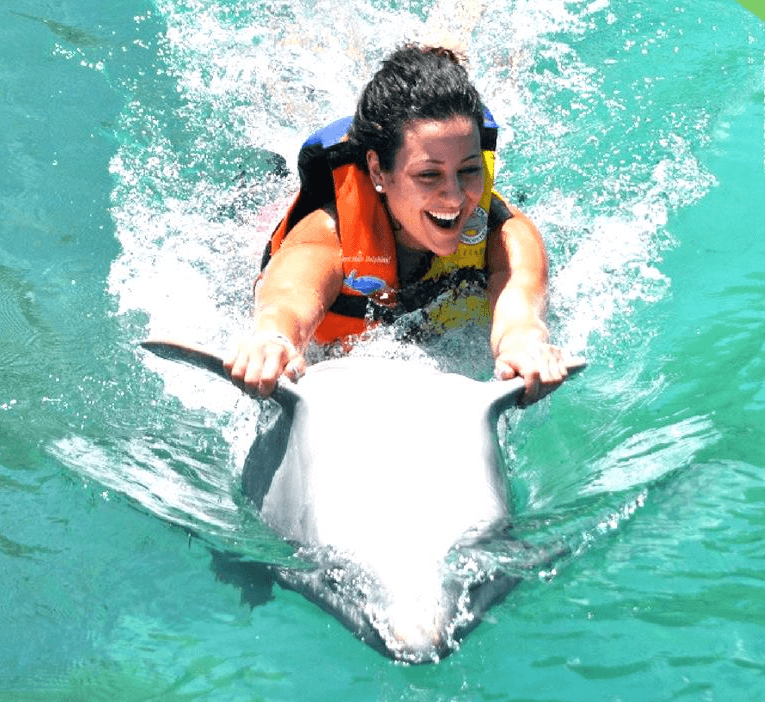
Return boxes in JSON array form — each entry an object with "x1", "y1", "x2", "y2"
[
  {"x1": 534, "y1": 344, "x2": 553, "y2": 381},
  {"x1": 520, "y1": 370, "x2": 541, "y2": 406},
  {"x1": 284, "y1": 355, "x2": 306, "y2": 382},
  {"x1": 494, "y1": 359, "x2": 518, "y2": 381},
  {"x1": 542, "y1": 354, "x2": 562, "y2": 384},
  {"x1": 229, "y1": 349, "x2": 257, "y2": 384},
  {"x1": 539, "y1": 346, "x2": 568, "y2": 384},
  {"x1": 256, "y1": 344, "x2": 289, "y2": 397},
  {"x1": 238, "y1": 347, "x2": 266, "y2": 392}
]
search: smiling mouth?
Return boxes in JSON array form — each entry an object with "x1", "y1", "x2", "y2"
[{"x1": 426, "y1": 209, "x2": 461, "y2": 230}]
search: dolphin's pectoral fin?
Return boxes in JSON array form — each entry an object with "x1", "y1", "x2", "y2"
[
  {"x1": 481, "y1": 355, "x2": 588, "y2": 420},
  {"x1": 460, "y1": 571, "x2": 519, "y2": 627},
  {"x1": 140, "y1": 340, "x2": 230, "y2": 379},
  {"x1": 139, "y1": 340, "x2": 300, "y2": 407},
  {"x1": 209, "y1": 551, "x2": 276, "y2": 608},
  {"x1": 242, "y1": 399, "x2": 296, "y2": 510}
]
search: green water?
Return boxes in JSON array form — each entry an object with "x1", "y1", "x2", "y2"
[{"x1": 1, "y1": 0, "x2": 764, "y2": 699}]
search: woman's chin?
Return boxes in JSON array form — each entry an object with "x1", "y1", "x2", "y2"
[{"x1": 430, "y1": 238, "x2": 461, "y2": 257}]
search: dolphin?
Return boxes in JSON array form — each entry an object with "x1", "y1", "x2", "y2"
[
  {"x1": 141, "y1": 340, "x2": 584, "y2": 662},
  {"x1": 10, "y1": 11, "x2": 105, "y2": 48}
]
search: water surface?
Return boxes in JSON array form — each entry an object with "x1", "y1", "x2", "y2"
[{"x1": 1, "y1": 0, "x2": 764, "y2": 699}]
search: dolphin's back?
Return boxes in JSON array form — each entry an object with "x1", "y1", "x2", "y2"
[{"x1": 249, "y1": 357, "x2": 519, "y2": 561}]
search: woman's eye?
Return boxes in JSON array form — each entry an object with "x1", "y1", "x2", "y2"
[
  {"x1": 415, "y1": 165, "x2": 482, "y2": 184},
  {"x1": 460, "y1": 166, "x2": 483, "y2": 178}
]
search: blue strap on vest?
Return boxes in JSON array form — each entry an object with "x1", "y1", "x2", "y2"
[{"x1": 303, "y1": 116, "x2": 354, "y2": 149}]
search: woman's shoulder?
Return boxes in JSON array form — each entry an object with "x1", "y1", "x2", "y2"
[
  {"x1": 489, "y1": 193, "x2": 538, "y2": 234},
  {"x1": 279, "y1": 205, "x2": 340, "y2": 250},
  {"x1": 488, "y1": 193, "x2": 512, "y2": 232}
]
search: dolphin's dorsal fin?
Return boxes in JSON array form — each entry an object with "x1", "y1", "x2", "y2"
[{"x1": 139, "y1": 340, "x2": 300, "y2": 407}]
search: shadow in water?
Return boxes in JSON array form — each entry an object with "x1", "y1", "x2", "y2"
[{"x1": 210, "y1": 550, "x2": 276, "y2": 608}]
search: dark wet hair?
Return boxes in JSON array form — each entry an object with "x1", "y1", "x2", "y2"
[{"x1": 347, "y1": 45, "x2": 485, "y2": 172}]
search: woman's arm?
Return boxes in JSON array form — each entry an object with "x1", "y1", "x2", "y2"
[
  {"x1": 225, "y1": 208, "x2": 344, "y2": 396},
  {"x1": 486, "y1": 204, "x2": 568, "y2": 404}
]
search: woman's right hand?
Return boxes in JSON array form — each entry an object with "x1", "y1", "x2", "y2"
[{"x1": 223, "y1": 332, "x2": 306, "y2": 397}]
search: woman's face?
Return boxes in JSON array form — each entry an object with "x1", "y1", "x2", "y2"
[{"x1": 369, "y1": 115, "x2": 484, "y2": 257}]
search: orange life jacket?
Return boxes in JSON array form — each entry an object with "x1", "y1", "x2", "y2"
[{"x1": 263, "y1": 112, "x2": 506, "y2": 344}]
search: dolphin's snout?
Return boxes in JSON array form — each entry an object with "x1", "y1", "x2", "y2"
[{"x1": 373, "y1": 587, "x2": 461, "y2": 664}]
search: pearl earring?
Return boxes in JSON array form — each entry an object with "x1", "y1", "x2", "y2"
[{"x1": 374, "y1": 184, "x2": 383, "y2": 193}]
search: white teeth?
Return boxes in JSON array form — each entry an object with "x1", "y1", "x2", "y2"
[{"x1": 427, "y1": 210, "x2": 460, "y2": 222}]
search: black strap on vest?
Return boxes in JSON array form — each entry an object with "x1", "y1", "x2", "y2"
[
  {"x1": 327, "y1": 292, "x2": 369, "y2": 318},
  {"x1": 369, "y1": 266, "x2": 490, "y2": 327},
  {"x1": 259, "y1": 139, "x2": 358, "y2": 271}
]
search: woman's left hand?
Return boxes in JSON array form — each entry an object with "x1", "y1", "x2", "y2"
[{"x1": 493, "y1": 331, "x2": 569, "y2": 406}]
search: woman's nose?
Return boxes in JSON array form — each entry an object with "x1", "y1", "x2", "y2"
[{"x1": 441, "y1": 173, "x2": 463, "y2": 203}]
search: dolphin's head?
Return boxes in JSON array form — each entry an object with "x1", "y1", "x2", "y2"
[
  {"x1": 359, "y1": 561, "x2": 518, "y2": 664},
  {"x1": 368, "y1": 571, "x2": 457, "y2": 663}
]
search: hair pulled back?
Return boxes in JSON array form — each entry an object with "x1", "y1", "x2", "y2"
[{"x1": 348, "y1": 45, "x2": 484, "y2": 173}]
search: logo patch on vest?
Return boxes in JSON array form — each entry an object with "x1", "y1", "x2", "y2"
[
  {"x1": 343, "y1": 270, "x2": 387, "y2": 295},
  {"x1": 461, "y1": 206, "x2": 488, "y2": 245}
]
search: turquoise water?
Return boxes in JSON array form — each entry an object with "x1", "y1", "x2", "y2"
[{"x1": 2, "y1": 0, "x2": 764, "y2": 698}]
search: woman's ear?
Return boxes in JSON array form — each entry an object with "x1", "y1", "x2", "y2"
[{"x1": 366, "y1": 150, "x2": 384, "y2": 192}]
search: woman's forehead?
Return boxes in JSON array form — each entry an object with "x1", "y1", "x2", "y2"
[{"x1": 397, "y1": 115, "x2": 481, "y2": 161}]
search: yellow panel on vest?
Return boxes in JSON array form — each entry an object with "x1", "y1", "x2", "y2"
[
  {"x1": 427, "y1": 294, "x2": 491, "y2": 331},
  {"x1": 424, "y1": 241, "x2": 487, "y2": 279}
]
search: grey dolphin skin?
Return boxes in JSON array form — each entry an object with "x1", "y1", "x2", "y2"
[{"x1": 141, "y1": 340, "x2": 585, "y2": 663}]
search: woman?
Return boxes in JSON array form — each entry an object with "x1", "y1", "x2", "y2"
[{"x1": 225, "y1": 45, "x2": 568, "y2": 403}]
